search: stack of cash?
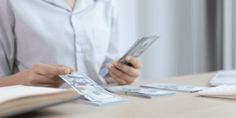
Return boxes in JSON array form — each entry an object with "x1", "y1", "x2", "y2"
[
  {"x1": 105, "y1": 85, "x2": 175, "y2": 98},
  {"x1": 101, "y1": 35, "x2": 159, "y2": 77},
  {"x1": 60, "y1": 72, "x2": 126, "y2": 106},
  {"x1": 141, "y1": 83, "x2": 205, "y2": 93}
]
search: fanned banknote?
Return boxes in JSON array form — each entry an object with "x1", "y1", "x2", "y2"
[
  {"x1": 59, "y1": 72, "x2": 126, "y2": 106},
  {"x1": 100, "y1": 35, "x2": 159, "y2": 77}
]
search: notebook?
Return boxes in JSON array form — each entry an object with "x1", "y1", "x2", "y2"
[{"x1": 0, "y1": 85, "x2": 79, "y2": 118}]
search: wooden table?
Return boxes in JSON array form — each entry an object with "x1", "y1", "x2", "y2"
[{"x1": 13, "y1": 73, "x2": 236, "y2": 118}]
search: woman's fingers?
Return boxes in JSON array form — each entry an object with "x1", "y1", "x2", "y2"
[
  {"x1": 125, "y1": 56, "x2": 142, "y2": 69},
  {"x1": 32, "y1": 64, "x2": 73, "y2": 76},
  {"x1": 105, "y1": 56, "x2": 142, "y2": 85},
  {"x1": 107, "y1": 64, "x2": 127, "y2": 84},
  {"x1": 107, "y1": 64, "x2": 135, "y2": 84},
  {"x1": 112, "y1": 61, "x2": 140, "y2": 77},
  {"x1": 33, "y1": 83, "x2": 60, "y2": 88},
  {"x1": 29, "y1": 74, "x2": 63, "y2": 85},
  {"x1": 108, "y1": 70, "x2": 127, "y2": 85},
  {"x1": 26, "y1": 64, "x2": 72, "y2": 87}
]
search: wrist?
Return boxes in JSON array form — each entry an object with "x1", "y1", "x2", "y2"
[{"x1": 0, "y1": 70, "x2": 30, "y2": 87}]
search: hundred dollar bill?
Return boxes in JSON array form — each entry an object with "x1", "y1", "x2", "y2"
[
  {"x1": 100, "y1": 35, "x2": 159, "y2": 77},
  {"x1": 59, "y1": 72, "x2": 126, "y2": 106},
  {"x1": 105, "y1": 85, "x2": 175, "y2": 98},
  {"x1": 141, "y1": 83, "x2": 205, "y2": 93}
]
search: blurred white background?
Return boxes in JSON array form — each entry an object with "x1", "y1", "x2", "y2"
[{"x1": 117, "y1": 0, "x2": 236, "y2": 80}]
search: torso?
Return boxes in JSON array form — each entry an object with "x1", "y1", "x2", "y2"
[{"x1": 0, "y1": 0, "x2": 116, "y2": 84}]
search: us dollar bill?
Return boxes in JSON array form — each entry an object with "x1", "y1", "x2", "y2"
[
  {"x1": 105, "y1": 85, "x2": 175, "y2": 98},
  {"x1": 60, "y1": 72, "x2": 126, "y2": 106}
]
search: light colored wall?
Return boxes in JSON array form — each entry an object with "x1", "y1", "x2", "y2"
[
  {"x1": 117, "y1": 0, "x2": 215, "y2": 80},
  {"x1": 137, "y1": 0, "x2": 195, "y2": 79},
  {"x1": 117, "y1": 0, "x2": 138, "y2": 53}
]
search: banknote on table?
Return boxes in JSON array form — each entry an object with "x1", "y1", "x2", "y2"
[
  {"x1": 105, "y1": 85, "x2": 175, "y2": 98},
  {"x1": 141, "y1": 83, "x2": 205, "y2": 93},
  {"x1": 59, "y1": 72, "x2": 126, "y2": 106}
]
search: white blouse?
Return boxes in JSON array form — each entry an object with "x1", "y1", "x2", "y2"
[{"x1": 0, "y1": 0, "x2": 122, "y2": 85}]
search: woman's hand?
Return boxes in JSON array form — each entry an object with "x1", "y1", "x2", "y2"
[
  {"x1": 106, "y1": 56, "x2": 142, "y2": 85},
  {"x1": 22, "y1": 64, "x2": 73, "y2": 88}
]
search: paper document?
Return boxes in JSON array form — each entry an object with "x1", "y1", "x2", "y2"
[
  {"x1": 198, "y1": 85, "x2": 236, "y2": 99},
  {"x1": 210, "y1": 70, "x2": 236, "y2": 86}
]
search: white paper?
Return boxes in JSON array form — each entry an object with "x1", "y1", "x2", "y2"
[
  {"x1": 210, "y1": 70, "x2": 236, "y2": 86},
  {"x1": 0, "y1": 85, "x2": 67, "y2": 104},
  {"x1": 198, "y1": 85, "x2": 236, "y2": 98}
]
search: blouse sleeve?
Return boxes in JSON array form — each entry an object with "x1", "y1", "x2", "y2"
[
  {"x1": 0, "y1": 0, "x2": 16, "y2": 77},
  {"x1": 99, "y1": 0, "x2": 123, "y2": 83}
]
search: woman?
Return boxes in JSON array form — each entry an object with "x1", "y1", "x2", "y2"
[{"x1": 0, "y1": 0, "x2": 141, "y2": 88}]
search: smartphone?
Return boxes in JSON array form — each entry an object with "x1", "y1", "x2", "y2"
[
  {"x1": 101, "y1": 35, "x2": 159, "y2": 77},
  {"x1": 118, "y1": 35, "x2": 159, "y2": 66}
]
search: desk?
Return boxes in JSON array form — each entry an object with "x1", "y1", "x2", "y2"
[{"x1": 14, "y1": 73, "x2": 236, "y2": 118}]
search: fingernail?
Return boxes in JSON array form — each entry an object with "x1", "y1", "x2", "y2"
[
  {"x1": 112, "y1": 61, "x2": 116, "y2": 66},
  {"x1": 70, "y1": 68, "x2": 74, "y2": 73},
  {"x1": 106, "y1": 64, "x2": 111, "y2": 68},
  {"x1": 126, "y1": 56, "x2": 131, "y2": 61},
  {"x1": 120, "y1": 81, "x2": 127, "y2": 85},
  {"x1": 64, "y1": 68, "x2": 70, "y2": 74}
]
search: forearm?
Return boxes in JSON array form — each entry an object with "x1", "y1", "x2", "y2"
[{"x1": 0, "y1": 71, "x2": 29, "y2": 87}]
